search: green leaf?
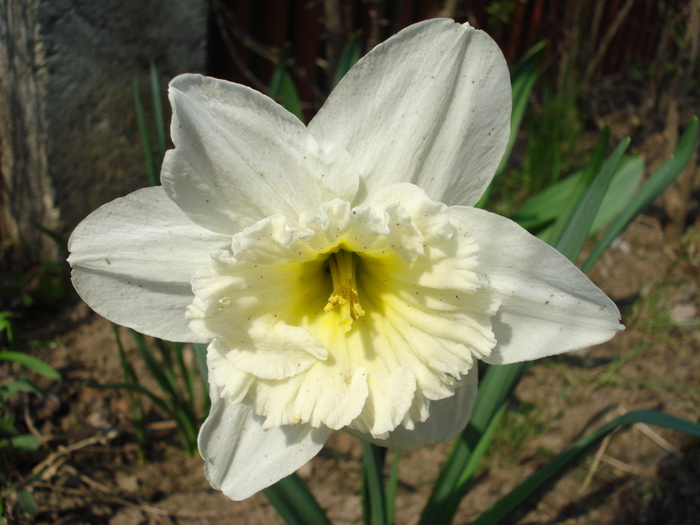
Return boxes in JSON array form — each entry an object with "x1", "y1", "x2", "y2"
[
  {"x1": 0, "y1": 351, "x2": 61, "y2": 380},
  {"x1": 498, "y1": 40, "x2": 547, "y2": 177},
  {"x1": 268, "y1": 44, "x2": 305, "y2": 123},
  {"x1": 280, "y1": 73, "x2": 304, "y2": 123},
  {"x1": 477, "y1": 41, "x2": 547, "y2": 207},
  {"x1": 554, "y1": 136, "x2": 630, "y2": 261},
  {"x1": 268, "y1": 43, "x2": 292, "y2": 102},
  {"x1": 149, "y1": 62, "x2": 167, "y2": 166},
  {"x1": 193, "y1": 342, "x2": 210, "y2": 417},
  {"x1": 542, "y1": 125, "x2": 610, "y2": 247},
  {"x1": 112, "y1": 324, "x2": 146, "y2": 459},
  {"x1": 582, "y1": 116, "x2": 699, "y2": 273},
  {"x1": 129, "y1": 332, "x2": 199, "y2": 454},
  {"x1": 0, "y1": 378, "x2": 42, "y2": 399},
  {"x1": 0, "y1": 434, "x2": 44, "y2": 451},
  {"x1": 90, "y1": 381, "x2": 171, "y2": 414},
  {"x1": 15, "y1": 488, "x2": 39, "y2": 516},
  {"x1": 385, "y1": 450, "x2": 400, "y2": 525},
  {"x1": 361, "y1": 443, "x2": 387, "y2": 525},
  {"x1": 0, "y1": 311, "x2": 19, "y2": 343},
  {"x1": 263, "y1": 473, "x2": 332, "y2": 525},
  {"x1": 333, "y1": 31, "x2": 362, "y2": 88},
  {"x1": 512, "y1": 155, "x2": 644, "y2": 233},
  {"x1": 133, "y1": 80, "x2": 159, "y2": 187},
  {"x1": 472, "y1": 410, "x2": 700, "y2": 525}
]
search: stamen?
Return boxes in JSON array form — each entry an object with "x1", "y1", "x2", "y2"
[{"x1": 324, "y1": 250, "x2": 365, "y2": 332}]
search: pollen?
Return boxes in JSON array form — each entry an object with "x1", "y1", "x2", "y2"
[{"x1": 324, "y1": 250, "x2": 365, "y2": 332}]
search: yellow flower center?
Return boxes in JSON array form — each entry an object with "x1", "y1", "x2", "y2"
[{"x1": 324, "y1": 250, "x2": 365, "y2": 332}]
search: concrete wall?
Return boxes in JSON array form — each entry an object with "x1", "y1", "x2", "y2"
[{"x1": 0, "y1": 0, "x2": 208, "y2": 264}]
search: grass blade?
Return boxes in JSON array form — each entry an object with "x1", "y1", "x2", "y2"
[
  {"x1": 280, "y1": 72, "x2": 304, "y2": 123},
  {"x1": 149, "y1": 62, "x2": 167, "y2": 166},
  {"x1": 497, "y1": 40, "x2": 547, "y2": 177},
  {"x1": 333, "y1": 31, "x2": 362, "y2": 88},
  {"x1": 0, "y1": 351, "x2": 61, "y2": 381},
  {"x1": 112, "y1": 324, "x2": 146, "y2": 459},
  {"x1": 582, "y1": 116, "x2": 699, "y2": 272},
  {"x1": 0, "y1": 435, "x2": 44, "y2": 451},
  {"x1": 472, "y1": 410, "x2": 700, "y2": 525},
  {"x1": 268, "y1": 43, "x2": 291, "y2": 102},
  {"x1": 174, "y1": 342, "x2": 196, "y2": 411},
  {"x1": 268, "y1": 43, "x2": 305, "y2": 123},
  {"x1": 263, "y1": 473, "x2": 332, "y2": 525},
  {"x1": 542, "y1": 125, "x2": 610, "y2": 246},
  {"x1": 361, "y1": 442, "x2": 387, "y2": 525},
  {"x1": 92, "y1": 381, "x2": 172, "y2": 414},
  {"x1": 477, "y1": 41, "x2": 547, "y2": 207},
  {"x1": 193, "y1": 342, "x2": 210, "y2": 416},
  {"x1": 385, "y1": 450, "x2": 400, "y2": 525},
  {"x1": 554, "y1": 136, "x2": 629, "y2": 261},
  {"x1": 511, "y1": 155, "x2": 644, "y2": 233},
  {"x1": 130, "y1": 331, "x2": 198, "y2": 454},
  {"x1": 133, "y1": 80, "x2": 159, "y2": 187},
  {"x1": 131, "y1": 331, "x2": 179, "y2": 404}
]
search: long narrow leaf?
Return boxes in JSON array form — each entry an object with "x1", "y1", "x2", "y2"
[
  {"x1": 512, "y1": 155, "x2": 644, "y2": 233},
  {"x1": 268, "y1": 43, "x2": 292, "y2": 102},
  {"x1": 0, "y1": 434, "x2": 44, "y2": 451},
  {"x1": 385, "y1": 449, "x2": 400, "y2": 525},
  {"x1": 174, "y1": 342, "x2": 196, "y2": 411},
  {"x1": 582, "y1": 117, "x2": 699, "y2": 272},
  {"x1": 555, "y1": 137, "x2": 629, "y2": 261},
  {"x1": 0, "y1": 351, "x2": 61, "y2": 380},
  {"x1": 131, "y1": 331, "x2": 180, "y2": 404},
  {"x1": 268, "y1": 43, "x2": 305, "y2": 123},
  {"x1": 112, "y1": 324, "x2": 146, "y2": 457},
  {"x1": 1, "y1": 378, "x2": 42, "y2": 399},
  {"x1": 362, "y1": 442, "x2": 387, "y2": 525},
  {"x1": 133, "y1": 81, "x2": 158, "y2": 187},
  {"x1": 333, "y1": 31, "x2": 362, "y2": 88},
  {"x1": 149, "y1": 62, "x2": 167, "y2": 166},
  {"x1": 497, "y1": 40, "x2": 548, "y2": 177},
  {"x1": 477, "y1": 41, "x2": 547, "y2": 207},
  {"x1": 91, "y1": 381, "x2": 172, "y2": 415},
  {"x1": 263, "y1": 473, "x2": 332, "y2": 525},
  {"x1": 542, "y1": 126, "x2": 610, "y2": 246},
  {"x1": 280, "y1": 73, "x2": 304, "y2": 123},
  {"x1": 130, "y1": 331, "x2": 198, "y2": 453},
  {"x1": 193, "y1": 342, "x2": 210, "y2": 416},
  {"x1": 472, "y1": 410, "x2": 700, "y2": 525},
  {"x1": 455, "y1": 400, "x2": 509, "y2": 488}
]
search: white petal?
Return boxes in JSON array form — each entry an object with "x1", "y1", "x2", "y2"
[
  {"x1": 346, "y1": 369, "x2": 479, "y2": 450},
  {"x1": 449, "y1": 207, "x2": 624, "y2": 364},
  {"x1": 198, "y1": 395, "x2": 332, "y2": 501},
  {"x1": 67, "y1": 187, "x2": 230, "y2": 342},
  {"x1": 162, "y1": 74, "x2": 360, "y2": 235},
  {"x1": 308, "y1": 19, "x2": 511, "y2": 207}
]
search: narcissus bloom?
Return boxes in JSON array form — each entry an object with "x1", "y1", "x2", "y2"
[{"x1": 69, "y1": 19, "x2": 623, "y2": 500}]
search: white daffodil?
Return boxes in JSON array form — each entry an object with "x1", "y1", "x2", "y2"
[{"x1": 68, "y1": 19, "x2": 623, "y2": 501}]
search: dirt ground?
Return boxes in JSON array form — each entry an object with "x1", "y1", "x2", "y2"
[{"x1": 2, "y1": 89, "x2": 700, "y2": 524}]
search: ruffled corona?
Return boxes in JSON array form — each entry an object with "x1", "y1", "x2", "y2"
[{"x1": 187, "y1": 184, "x2": 500, "y2": 438}]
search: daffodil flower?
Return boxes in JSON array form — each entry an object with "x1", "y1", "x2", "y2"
[{"x1": 68, "y1": 19, "x2": 623, "y2": 501}]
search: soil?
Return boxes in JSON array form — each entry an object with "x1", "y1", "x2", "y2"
[{"x1": 2, "y1": 88, "x2": 700, "y2": 525}]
